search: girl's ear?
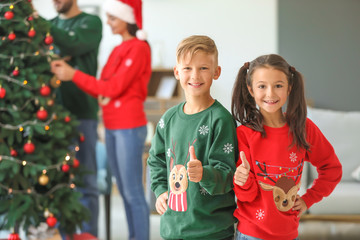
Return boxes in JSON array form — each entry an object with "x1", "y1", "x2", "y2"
[
  {"x1": 213, "y1": 66, "x2": 221, "y2": 80},
  {"x1": 247, "y1": 85, "x2": 254, "y2": 97},
  {"x1": 173, "y1": 66, "x2": 180, "y2": 80}
]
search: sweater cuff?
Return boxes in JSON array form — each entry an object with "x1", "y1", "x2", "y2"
[
  {"x1": 300, "y1": 193, "x2": 315, "y2": 209},
  {"x1": 154, "y1": 186, "x2": 168, "y2": 199},
  {"x1": 73, "y1": 70, "x2": 86, "y2": 84}
]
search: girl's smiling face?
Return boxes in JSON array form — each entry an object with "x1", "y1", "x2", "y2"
[{"x1": 248, "y1": 67, "x2": 291, "y2": 118}]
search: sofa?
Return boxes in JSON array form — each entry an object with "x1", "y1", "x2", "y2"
[{"x1": 299, "y1": 107, "x2": 360, "y2": 222}]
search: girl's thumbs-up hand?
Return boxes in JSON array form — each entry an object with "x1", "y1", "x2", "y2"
[
  {"x1": 234, "y1": 151, "x2": 250, "y2": 186},
  {"x1": 187, "y1": 146, "x2": 203, "y2": 182}
]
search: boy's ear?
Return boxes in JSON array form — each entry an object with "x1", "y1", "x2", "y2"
[
  {"x1": 173, "y1": 66, "x2": 180, "y2": 80},
  {"x1": 213, "y1": 66, "x2": 221, "y2": 80}
]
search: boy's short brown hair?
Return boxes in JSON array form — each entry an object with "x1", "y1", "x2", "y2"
[{"x1": 176, "y1": 35, "x2": 218, "y2": 65}]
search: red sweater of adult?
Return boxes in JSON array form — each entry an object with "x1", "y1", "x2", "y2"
[
  {"x1": 72, "y1": 38, "x2": 151, "y2": 129},
  {"x1": 234, "y1": 119, "x2": 342, "y2": 240}
]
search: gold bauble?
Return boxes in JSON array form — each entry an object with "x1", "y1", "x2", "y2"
[
  {"x1": 50, "y1": 75, "x2": 61, "y2": 88},
  {"x1": 38, "y1": 174, "x2": 49, "y2": 185}
]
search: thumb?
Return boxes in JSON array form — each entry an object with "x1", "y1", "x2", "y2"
[
  {"x1": 189, "y1": 146, "x2": 197, "y2": 161},
  {"x1": 240, "y1": 151, "x2": 250, "y2": 170}
]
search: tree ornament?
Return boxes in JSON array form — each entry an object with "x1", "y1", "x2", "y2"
[
  {"x1": 62, "y1": 164, "x2": 70, "y2": 173},
  {"x1": 44, "y1": 33, "x2": 54, "y2": 45},
  {"x1": 4, "y1": 11, "x2": 14, "y2": 20},
  {"x1": 12, "y1": 67, "x2": 19, "y2": 76},
  {"x1": 28, "y1": 16, "x2": 33, "y2": 21},
  {"x1": 79, "y1": 134, "x2": 85, "y2": 142},
  {"x1": 72, "y1": 158, "x2": 80, "y2": 168},
  {"x1": 47, "y1": 99, "x2": 54, "y2": 106},
  {"x1": 0, "y1": 86, "x2": 6, "y2": 98},
  {"x1": 28, "y1": 27, "x2": 36, "y2": 38},
  {"x1": 46, "y1": 216, "x2": 57, "y2": 228},
  {"x1": 50, "y1": 75, "x2": 61, "y2": 88},
  {"x1": 64, "y1": 116, "x2": 71, "y2": 123},
  {"x1": 7, "y1": 233, "x2": 20, "y2": 240},
  {"x1": 36, "y1": 107, "x2": 48, "y2": 121},
  {"x1": 39, "y1": 84, "x2": 51, "y2": 96},
  {"x1": 8, "y1": 32, "x2": 16, "y2": 41},
  {"x1": 23, "y1": 140, "x2": 35, "y2": 154},
  {"x1": 38, "y1": 174, "x2": 49, "y2": 185},
  {"x1": 10, "y1": 149, "x2": 18, "y2": 157}
]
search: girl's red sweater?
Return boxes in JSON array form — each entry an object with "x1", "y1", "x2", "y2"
[
  {"x1": 72, "y1": 38, "x2": 151, "y2": 129},
  {"x1": 234, "y1": 119, "x2": 342, "y2": 240}
]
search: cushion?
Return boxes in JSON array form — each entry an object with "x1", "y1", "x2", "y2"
[
  {"x1": 352, "y1": 165, "x2": 360, "y2": 181},
  {"x1": 308, "y1": 182, "x2": 360, "y2": 214},
  {"x1": 307, "y1": 107, "x2": 360, "y2": 182}
]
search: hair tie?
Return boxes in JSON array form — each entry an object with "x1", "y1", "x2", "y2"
[
  {"x1": 289, "y1": 66, "x2": 296, "y2": 73},
  {"x1": 244, "y1": 62, "x2": 250, "y2": 69}
]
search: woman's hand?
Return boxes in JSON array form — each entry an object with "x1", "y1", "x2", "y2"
[{"x1": 50, "y1": 60, "x2": 76, "y2": 81}]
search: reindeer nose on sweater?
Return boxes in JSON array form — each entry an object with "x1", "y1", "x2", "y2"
[
  {"x1": 175, "y1": 182, "x2": 180, "y2": 188},
  {"x1": 282, "y1": 199, "x2": 288, "y2": 207}
]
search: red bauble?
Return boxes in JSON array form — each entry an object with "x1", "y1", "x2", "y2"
[
  {"x1": 39, "y1": 85, "x2": 51, "y2": 96},
  {"x1": 37, "y1": 108, "x2": 48, "y2": 121},
  {"x1": 72, "y1": 158, "x2": 80, "y2": 168},
  {"x1": 28, "y1": 16, "x2": 33, "y2": 21},
  {"x1": 64, "y1": 116, "x2": 71, "y2": 122},
  {"x1": 44, "y1": 35, "x2": 54, "y2": 45},
  {"x1": 23, "y1": 141, "x2": 35, "y2": 154},
  {"x1": 10, "y1": 149, "x2": 18, "y2": 157},
  {"x1": 62, "y1": 164, "x2": 70, "y2": 173},
  {"x1": 7, "y1": 233, "x2": 20, "y2": 240},
  {"x1": 28, "y1": 28, "x2": 36, "y2": 38},
  {"x1": 46, "y1": 216, "x2": 57, "y2": 228},
  {"x1": 4, "y1": 11, "x2": 14, "y2": 20},
  {"x1": 0, "y1": 87, "x2": 6, "y2": 98},
  {"x1": 12, "y1": 67, "x2": 19, "y2": 76},
  {"x1": 8, "y1": 32, "x2": 16, "y2": 41},
  {"x1": 79, "y1": 134, "x2": 85, "y2": 142}
]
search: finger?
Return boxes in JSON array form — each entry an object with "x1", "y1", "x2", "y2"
[
  {"x1": 240, "y1": 151, "x2": 250, "y2": 170},
  {"x1": 189, "y1": 146, "x2": 197, "y2": 161}
]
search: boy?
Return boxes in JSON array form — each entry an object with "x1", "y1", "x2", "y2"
[{"x1": 147, "y1": 35, "x2": 237, "y2": 239}]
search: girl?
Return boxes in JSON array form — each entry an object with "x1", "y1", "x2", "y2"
[
  {"x1": 51, "y1": 0, "x2": 151, "y2": 239},
  {"x1": 231, "y1": 54, "x2": 342, "y2": 240}
]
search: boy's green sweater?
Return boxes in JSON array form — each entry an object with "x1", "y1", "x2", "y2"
[
  {"x1": 50, "y1": 12, "x2": 102, "y2": 119},
  {"x1": 148, "y1": 100, "x2": 238, "y2": 239}
]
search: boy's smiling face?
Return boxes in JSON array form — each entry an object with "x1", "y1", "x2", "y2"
[{"x1": 174, "y1": 51, "x2": 221, "y2": 100}]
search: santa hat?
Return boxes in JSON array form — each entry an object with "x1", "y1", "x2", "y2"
[{"x1": 103, "y1": 0, "x2": 147, "y2": 40}]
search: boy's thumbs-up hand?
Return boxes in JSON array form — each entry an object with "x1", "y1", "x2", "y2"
[
  {"x1": 234, "y1": 151, "x2": 250, "y2": 186},
  {"x1": 187, "y1": 146, "x2": 203, "y2": 182}
]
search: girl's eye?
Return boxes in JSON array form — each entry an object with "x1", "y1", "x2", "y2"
[
  {"x1": 258, "y1": 85, "x2": 265, "y2": 89},
  {"x1": 276, "y1": 84, "x2": 283, "y2": 88}
]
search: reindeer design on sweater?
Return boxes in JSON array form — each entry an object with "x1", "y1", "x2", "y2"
[
  {"x1": 168, "y1": 139, "x2": 196, "y2": 212},
  {"x1": 257, "y1": 158, "x2": 304, "y2": 212}
]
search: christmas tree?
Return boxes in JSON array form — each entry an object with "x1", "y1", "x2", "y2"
[{"x1": 0, "y1": 0, "x2": 89, "y2": 236}]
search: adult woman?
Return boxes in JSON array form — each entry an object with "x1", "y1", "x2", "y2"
[{"x1": 51, "y1": 0, "x2": 151, "y2": 239}]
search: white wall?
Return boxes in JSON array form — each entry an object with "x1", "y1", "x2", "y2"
[{"x1": 33, "y1": 0, "x2": 278, "y2": 110}]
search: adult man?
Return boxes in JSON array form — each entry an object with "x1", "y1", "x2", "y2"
[{"x1": 50, "y1": 0, "x2": 102, "y2": 236}]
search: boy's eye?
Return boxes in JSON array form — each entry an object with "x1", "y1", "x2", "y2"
[{"x1": 200, "y1": 67, "x2": 208, "y2": 70}]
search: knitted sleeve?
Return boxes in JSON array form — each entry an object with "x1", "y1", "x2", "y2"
[
  {"x1": 233, "y1": 126, "x2": 260, "y2": 202},
  {"x1": 301, "y1": 119, "x2": 342, "y2": 209},
  {"x1": 199, "y1": 111, "x2": 237, "y2": 195}
]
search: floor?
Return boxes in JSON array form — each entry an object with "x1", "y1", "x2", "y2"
[{"x1": 98, "y1": 190, "x2": 360, "y2": 240}]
